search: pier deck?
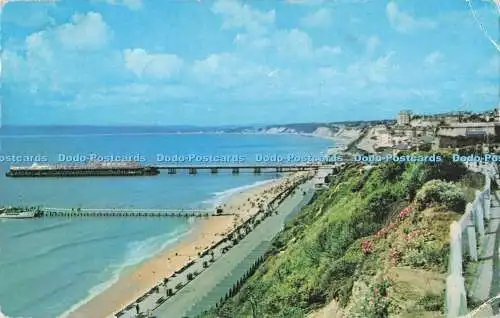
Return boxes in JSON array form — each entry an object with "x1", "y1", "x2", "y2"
[
  {"x1": 154, "y1": 164, "x2": 333, "y2": 174},
  {"x1": 38, "y1": 208, "x2": 225, "y2": 218}
]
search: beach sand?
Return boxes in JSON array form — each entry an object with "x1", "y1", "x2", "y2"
[{"x1": 66, "y1": 171, "x2": 312, "y2": 318}]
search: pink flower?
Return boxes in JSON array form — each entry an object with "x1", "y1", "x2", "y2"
[
  {"x1": 362, "y1": 240, "x2": 374, "y2": 254},
  {"x1": 398, "y1": 207, "x2": 413, "y2": 220}
]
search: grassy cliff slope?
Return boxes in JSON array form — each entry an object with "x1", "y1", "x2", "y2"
[{"x1": 199, "y1": 154, "x2": 484, "y2": 318}]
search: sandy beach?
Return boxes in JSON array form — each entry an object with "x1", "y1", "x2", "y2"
[{"x1": 65, "y1": 171, "x2": 312, "y2": 318}]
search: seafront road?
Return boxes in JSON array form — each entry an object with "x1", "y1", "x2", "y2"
[
  {"x1": 115, "y1": 179, "x2": 316, "y2": 318},
  {"x1": 150, "y1": 181, "x2": 316, "y2": 318}
]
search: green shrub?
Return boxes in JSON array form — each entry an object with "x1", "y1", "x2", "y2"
[
  {"x1": 381, "y1": 162, "x2": 406, "y2": 181},
  {"x1": 402, "y1": 164, "x2": 426, "y2": 201},
  {"x1": 415, "y1": 292, "x2": 444, "y2": 312},
  {"x1": 422, "y1": 155, "x2": 467, "y2": 182},
  {"x1": 358, "y1": 279, "x2": 391, "y2": 318},
  {"x1": 415, "y1": 180, "x2": 466, "y2": 212}
]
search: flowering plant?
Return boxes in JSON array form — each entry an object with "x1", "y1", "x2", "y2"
[
  {"x1": 359, "y1": 279, "x2": 391, "y2": 317},
  {"x1": 398, "y1": 206, "x2": 412, "y2": 220},
  {"x1": 362, "y1": 240, "x2": 374, "y2": 254},
  {"x1": 389, "y1": 248, "x2": 401, "y2": 266}
]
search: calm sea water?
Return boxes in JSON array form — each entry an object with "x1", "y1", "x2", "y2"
[{"x1": 0, "y1": 129, "x2": 332, "y2": 318}]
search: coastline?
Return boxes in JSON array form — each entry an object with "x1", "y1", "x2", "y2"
[
  {"x1": 0, "y1": 130, "x2": 358, "y2": 143},
  {"x1": 64, "y1": 172, "x2": 310, "y2": 318},
  {"x1": 61, "y1": 131, "x2": 339, "y2": 318}
]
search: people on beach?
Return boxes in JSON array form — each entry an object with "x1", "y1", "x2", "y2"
[{"x1": 107, "y1": 171, "x2": 310, "y2": 318}]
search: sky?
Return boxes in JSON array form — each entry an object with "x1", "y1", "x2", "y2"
[{"x1": 0, "y1": 0, "x2": 498, "y2": 126}]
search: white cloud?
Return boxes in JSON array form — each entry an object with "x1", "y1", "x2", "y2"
[
  {"x1": 287, "y1": 0, "x2": 368, "y2": 4},
  {"x1": 191, "y1": 53, "x2": 272, "y2": 88},
  {"x1": 424, "y1": 51, "x2": 445, "y2": 66},
  {"x1": 212, "y1": 0, "x2": 275, "y2": 34},
  {"x1": 347, "y1": 52, "x2": 399, "y2": 85},
  {"x1": 23, "y1": 12, "x2": 110, "y2": 54},
  {"x1": 234, "y1": 33, "x2": 271, "y2": 50},
  {"x1": 2, "y1": 12, "x2": 112, "y2": 87},
  {"x1": 386, "y1": 2, "x2": 436, "y2": 33},
  {"x1": 123, "y1": 48, "x2": 183, "y2": 79},
  {"x1": 274, "y1": 29, "x2": 314, "y2": 59},
  {"x1": 274, "y1": 29, "x2": 341, "y2": 60},
  {"x1": 1, "y1": 2, "x2": 56, "y2": 28},
  {"x1": 218, "y1": 2, "x2": 339, "y2": 63},
  {"x1": 99, "y1": 0, "x2": 142, "y2": 10},
  {"x1": 56, "y1": 12, "x2": 110, "y2": 50},
  {"x1": 286, "y1": 0, "x2": 324, "y2": 5},
  {"x1": 300, "y1": 8, "x2": 333, "y2": 28}
]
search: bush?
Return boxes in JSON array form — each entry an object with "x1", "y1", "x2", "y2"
[
  {"x1": 419, "y1": 143, "x2": 432, "y2": 151},
  {"x1": 422, "y1": 155, "x2": 467, "y2": 182},
  {"x1": 403, "y1": 165, "x2": 426, "y2": 201},
  {"x1": 416, "y1": 292, "x2": 444, "y2": 312},
  {"x1": 358, "y1": 279, "x2": 391, "y2": 318},
  {"x1": 415, "y1": 180, "x2": 466, "y2": 212},
  {"x1": 381, "y1": 162, "x2": 406, "y2": 181}
]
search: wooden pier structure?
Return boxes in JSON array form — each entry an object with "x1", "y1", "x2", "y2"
[
  {"x1": 155, "y1": 164, "x2": 328, "y2": 175},
  {"x1": 39, "y1": 207, "x2": 225, "y2": 218}
]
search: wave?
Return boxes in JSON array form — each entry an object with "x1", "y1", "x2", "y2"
[
  {"x1": 0, "y1": 305, "x2": 31, "y2": 318},
  {"x1": 58, "y1": 227, "x2": 190, "y2": 318},
  {"x1": 10, "y1": 221, "x2": 73, "y2": 239},
  {"x1": 0, "y1": 233, "x2": 128, "y2": 269},
  {"x1": 201, "y1": 178, "x2": 278, "y2": 208}
]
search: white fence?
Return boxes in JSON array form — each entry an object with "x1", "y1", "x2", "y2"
[{"x1": 445, "y1": 163, "x2": 498, "y2": 318}]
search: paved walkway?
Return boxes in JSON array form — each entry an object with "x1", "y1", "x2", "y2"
[
  {"x1": 469, "y1": 179, "x2": 500, "y2": 314},
  {"x1": 152, "y1": 181, "x2": 315, "y2": 318},
  {"x1": 113, "y1": 178, "x2": 314, "y2": 318}
]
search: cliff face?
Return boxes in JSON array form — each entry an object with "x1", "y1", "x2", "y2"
[
  {"x1": 239, "y1": 125, "x2": 339, "y2": 137},
  {"x1": 257, "y1": 127, "x2": 298, "y2": 134},
  {"x1": 311, "y1": 127, "x2": 337, "y2": 138},
  {"x1": 200, "y1": 156, "x2": 483, "y2": 318}
]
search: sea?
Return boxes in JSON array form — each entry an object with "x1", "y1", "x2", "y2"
[{"x1": 0, "y1": 127, "x2": 333, "y2": 318}]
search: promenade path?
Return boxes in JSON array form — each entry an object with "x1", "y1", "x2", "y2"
[
  {"x1": 151, "y1": 181, "x2": 316, "y2": 318},
  {"x1": 469, "y1": 175, "x2": 500, "y2": 315}
]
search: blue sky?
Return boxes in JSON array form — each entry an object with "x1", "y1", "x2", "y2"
[{"x1": 0, "y1": 0, "x2": 498, "y2": 125}]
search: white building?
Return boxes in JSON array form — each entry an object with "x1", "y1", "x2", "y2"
[{"x1": 397, "y1": 111, "x2": 411, "y2": 125}]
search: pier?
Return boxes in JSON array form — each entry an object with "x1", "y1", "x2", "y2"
[
  {"x1": 37, "y1": 208, "x2": 226, "y2": 218},
  {"x1": 155, "y1": 164, "x2": 329, "y2": 175}
]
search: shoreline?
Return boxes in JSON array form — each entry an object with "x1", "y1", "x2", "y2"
[
  {"x1": 60, "y1": 132, "x2": 339, "y2": 318},
  {"x1": 0, "y1": 130, "x2": 358, "y2": 142},
  {"x1": 64, "y1": 172, "x2": 311, "y2": 318}
]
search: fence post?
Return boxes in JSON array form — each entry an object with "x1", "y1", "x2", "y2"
[
  {"x1": 484, "y1": 177, "x2": 491, "y2": 221},
  {"x1": 464, "y1": 203, "x2": 478, "y2": 261},
  {"x1": 446, "y1": 221, "x2": 468, "y2": 318},
  {"x1": 474, "y1": 190, "x2": 485, "y2": 241},
  {"x1": 450, "y1": 222, "x2": 463, "y2": 275}
]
